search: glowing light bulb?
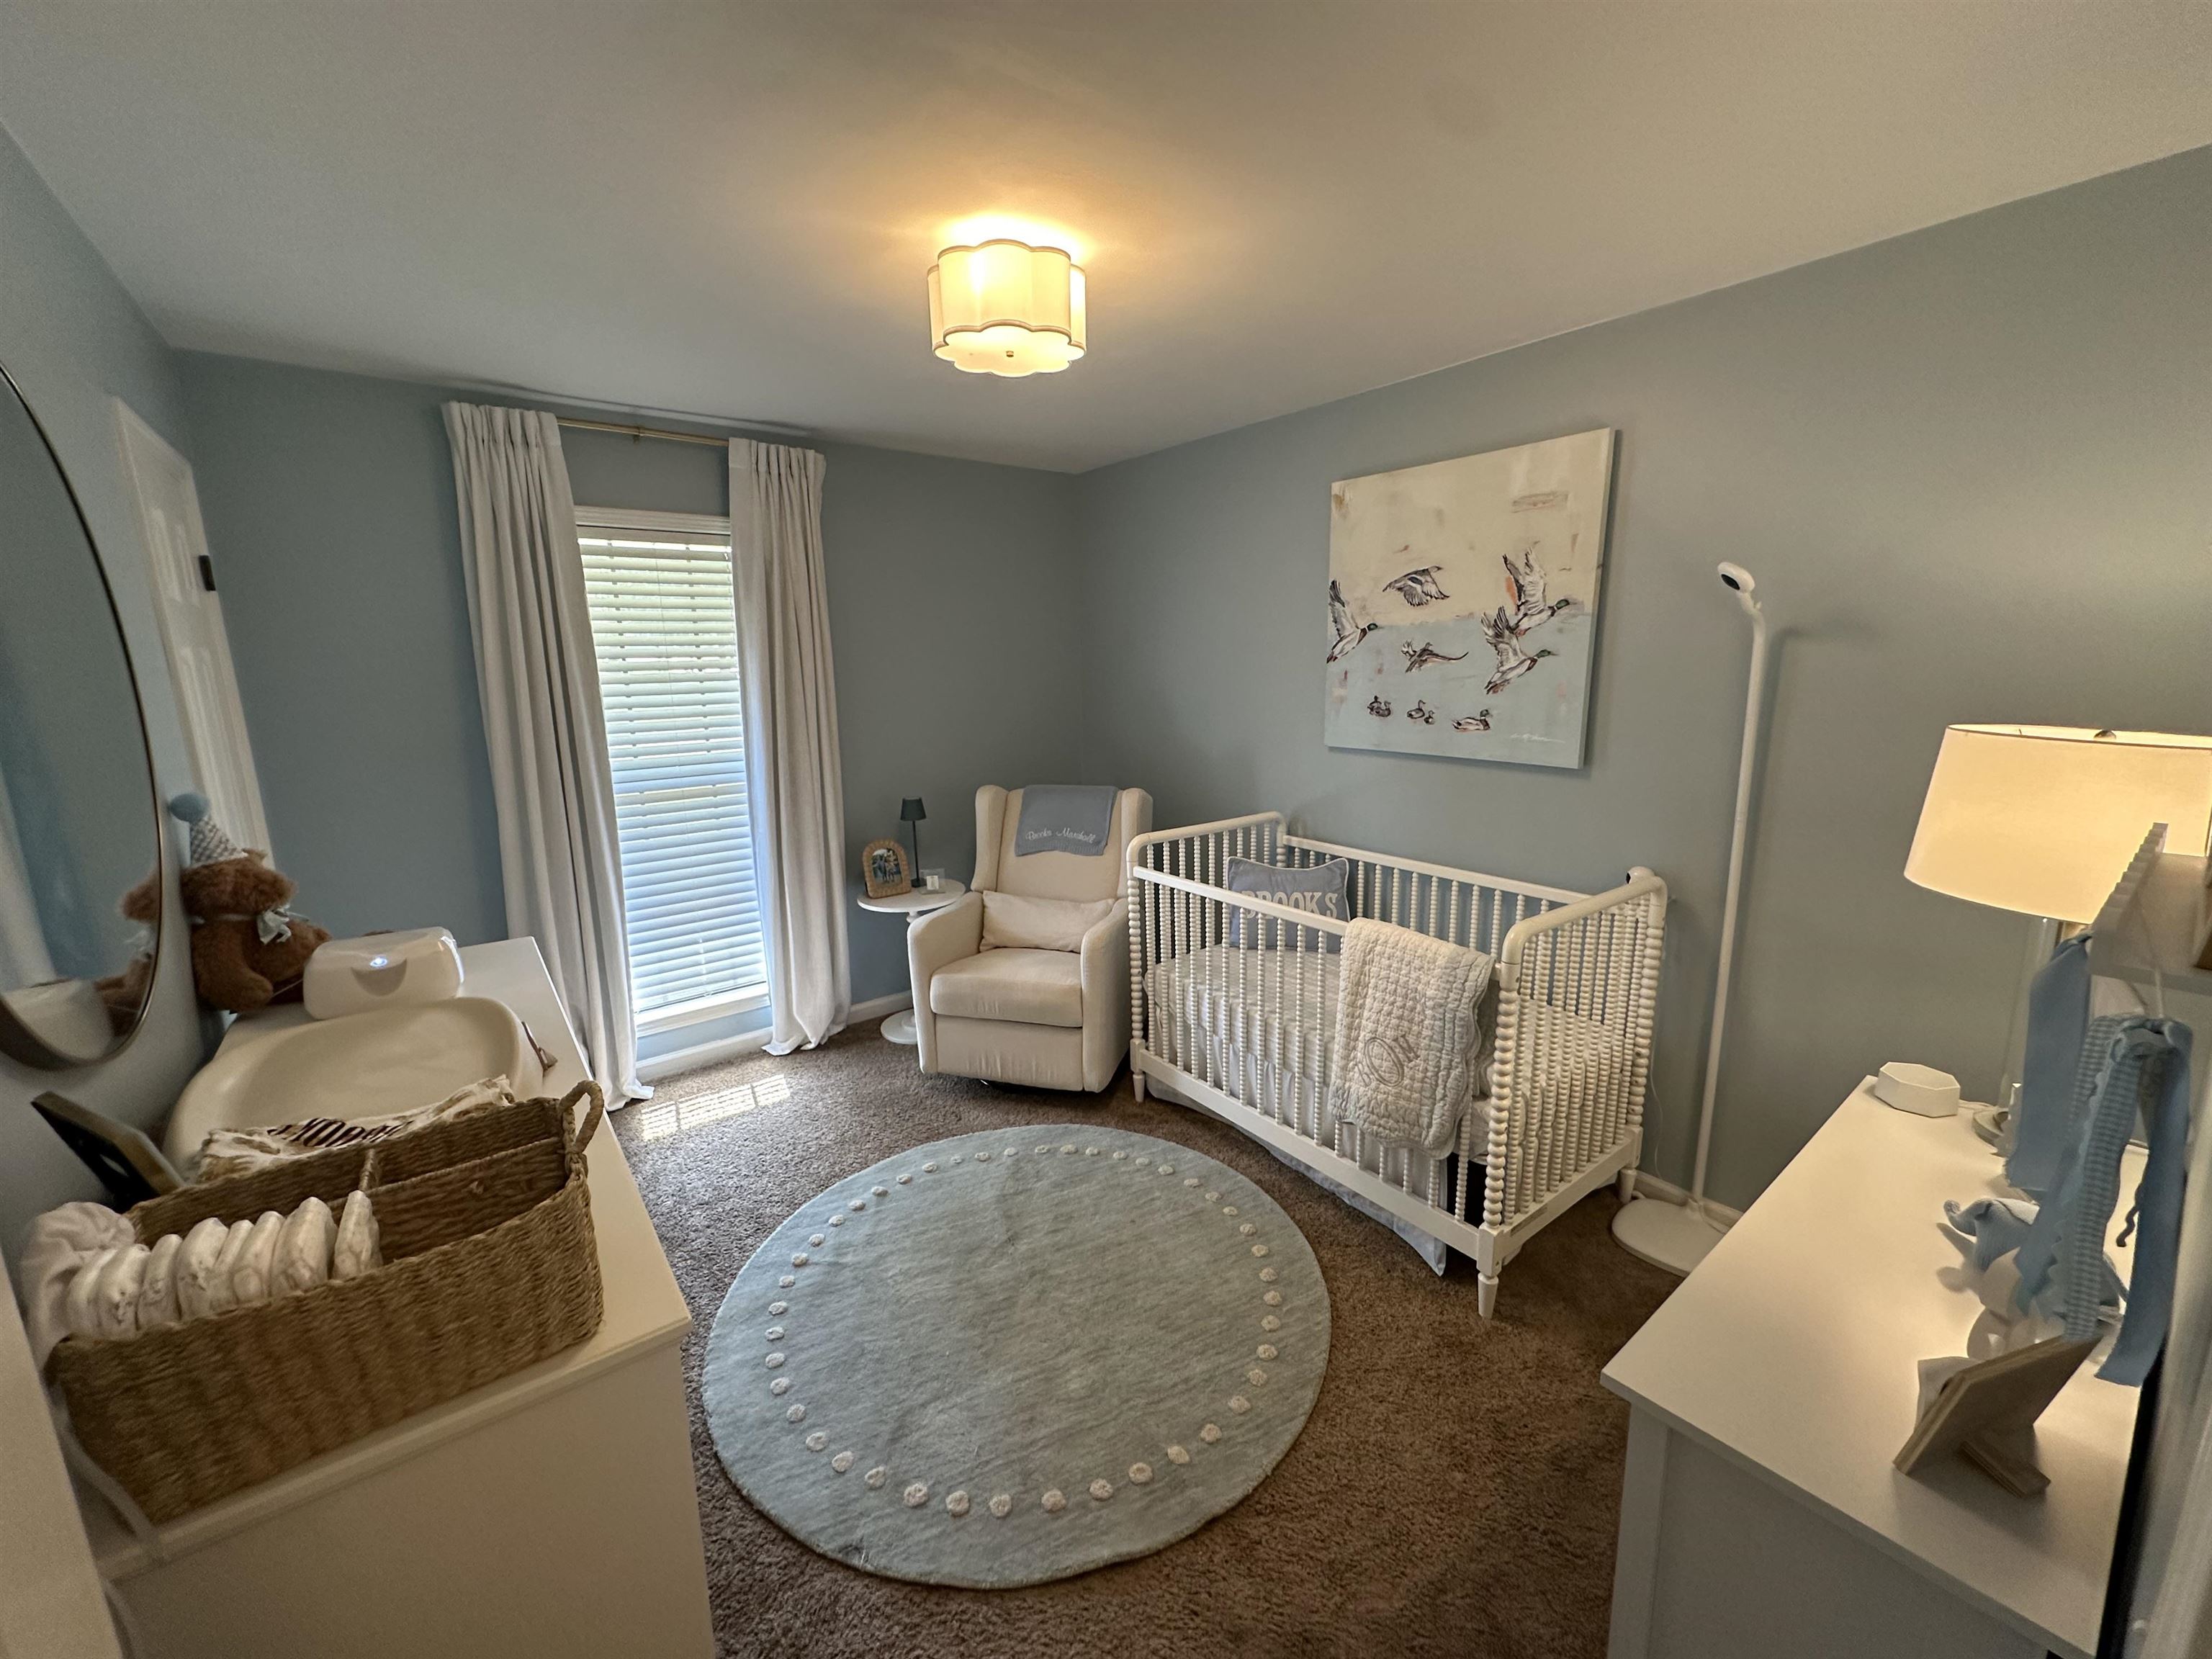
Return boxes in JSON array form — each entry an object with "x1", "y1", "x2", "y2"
[{"x1": 926, "y1": 240, "x2": 1087, "y2": 378}]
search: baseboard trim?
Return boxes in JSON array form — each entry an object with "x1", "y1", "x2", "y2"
[
  {"x1": 637, "y1": 991, "x2": 914, "y2": 1084},
  {"x1": 1629, "y1": 1170, "x2": 1743, "y2": 1228},
  {"x1": 637, "y1": 1028, "x2": 770, "y2": 1084}
]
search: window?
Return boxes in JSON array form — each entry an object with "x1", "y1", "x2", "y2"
[{"x1": 577, "y1": 508, "x2": 767, "y2": 1033}]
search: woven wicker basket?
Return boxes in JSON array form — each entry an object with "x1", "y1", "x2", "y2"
[{"x1": 49, "y1": 1081, "x2": 607, "y2": 1522}]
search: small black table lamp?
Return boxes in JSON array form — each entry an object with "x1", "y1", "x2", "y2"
[{"x1": 900, "y1": 797, "x2": 926, "y2": 888}]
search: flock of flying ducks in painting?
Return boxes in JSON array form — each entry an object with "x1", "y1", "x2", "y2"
[{"x1": 1329, "y1": 544, "x2": 1573, "y2": 732}]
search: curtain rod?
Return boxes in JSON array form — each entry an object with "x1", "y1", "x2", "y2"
[{"x1": 556, "y1": 417, "x2": 730, "y2": 449}]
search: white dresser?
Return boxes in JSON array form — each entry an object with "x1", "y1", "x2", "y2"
[
  {"x1": 1603, "y1": 1082, "x2": 2141, "y2": 1659},
  {"x1": 77, "y1": 940, "x2": 713, "y2": 1659}
]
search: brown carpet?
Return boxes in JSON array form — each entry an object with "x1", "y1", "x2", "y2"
[{"x1": 613, "y1": 1022, "x2": 1678, "y2": 1659}]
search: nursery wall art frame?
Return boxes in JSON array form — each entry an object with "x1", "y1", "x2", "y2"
[{"x1": 1325, "y1": 427, "x2": 1615, "y2": 768}]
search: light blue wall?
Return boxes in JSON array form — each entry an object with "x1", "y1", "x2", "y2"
[
  {"x1": 560, "y1": 423, "x2": 727, "y2": 519},
  {"x1": 818, "y1": 439, "x2": 1085, "y2": 1004},
  {"x1": 0, "y1": 130, "x2": 210, "y2": 1255},
  {"x1": 1073, "y1": 148, "x2": 2212, "y2": 1210},
  {"x1": 176, "y1": 356, "x2": 508, "y2": 948},
  {"x1": 174, "y1": 357, "x2": 1087, "y2": 1051}
]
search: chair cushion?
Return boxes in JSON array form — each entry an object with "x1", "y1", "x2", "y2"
[
  {"x1": 930, "y1": 948, "x2": 1086, "y2": 1029},
  {"x1": 981, "y1": 892, "x2": 1113, "y2": 953}
]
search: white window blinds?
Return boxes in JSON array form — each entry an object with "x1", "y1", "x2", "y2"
[{"x1": 578, "y1": 513, "x2": 767, "y2": 1022}]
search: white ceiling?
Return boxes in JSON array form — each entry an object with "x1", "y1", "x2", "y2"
[{"x1": 4, "y1": 2, "x2": 2208, "y2": 472}]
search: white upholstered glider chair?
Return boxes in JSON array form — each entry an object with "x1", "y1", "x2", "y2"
[{"x1": 908, "y1": 786, "x2": 1153, "y2": 1093}]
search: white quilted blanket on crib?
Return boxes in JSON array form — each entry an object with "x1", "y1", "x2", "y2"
[{"x1": 1327, "y1": 918, "x2": 1494, "y2": 1157}]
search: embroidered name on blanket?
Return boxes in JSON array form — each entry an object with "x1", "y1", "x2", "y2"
[
  {"x1": 1327, "y1": 919, "x2": 1493, "y2": 1157},
  {"x1": 1013, "y1": 785, "x2": 1118, "y2": 856}
]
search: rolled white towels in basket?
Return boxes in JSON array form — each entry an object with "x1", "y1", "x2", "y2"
[
  {"x1": 276, "y1": 1197, "x2": 334, "y2": 1295},
  {"x1": 212, "y1": 1218, "x2": 258, "y2": 1308},
  {"x1": 174, "y1": 1215, "x2": 235, "y2": 1321},
  {"x1": 1328, "y1": 917, "x2": 1495, "y2": 1157},
  {"x1": 19, "y1": 1191, "x2": 380, "y2": 1365},
  {"x1": 332, "y1": 1190, "x2": 382, "y2": 1280},
  {"x1": 139, "y1": 1231, "x2": 184, "y2": 1331},
  {"x1": 89, "y1": 1245, "x2": 149, "y2": 1339},
  {"x1": 233, "y1": 1213, "x2": 284, "y2": 1305},
  {"x1": 17, "y1": 1200, "x2": 136, "y2": 1367}
]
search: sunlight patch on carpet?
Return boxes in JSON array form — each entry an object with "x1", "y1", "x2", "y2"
[{"x1": 642, "y1": 1072, "x2": 793, "y2": 1140}]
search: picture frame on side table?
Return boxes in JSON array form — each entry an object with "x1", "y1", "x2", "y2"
[{"x1": 862, "y1": 838, "x2": 913, "y2": 899}]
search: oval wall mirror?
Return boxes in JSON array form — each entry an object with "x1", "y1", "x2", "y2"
[{"x1": 0, "y1": 360, "x2": 165, "y2": 1068}]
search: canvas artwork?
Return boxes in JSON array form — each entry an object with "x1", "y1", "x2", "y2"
[{"x1": 1324, "y1": 428, "x2": 1615, "y2": 768}]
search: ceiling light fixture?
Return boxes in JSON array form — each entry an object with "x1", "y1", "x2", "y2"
[{"x1": 927, "y1": 239, "x2": 1086, "y2": 377}]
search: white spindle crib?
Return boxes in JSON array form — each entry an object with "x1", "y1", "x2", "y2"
[{"x1": 1126, "y1": 813, "x2": 1668, "y2": 1317}]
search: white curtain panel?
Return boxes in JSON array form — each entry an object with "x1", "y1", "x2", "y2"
[
  {"x1": 443, "y1": 402, "x2": 644, "y2": 1100},
  {"x1": 729, "y1": 438, "x2": 852, "y2": 1053}
]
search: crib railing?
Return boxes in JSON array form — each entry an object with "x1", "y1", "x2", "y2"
[
  {"x1": 1125, "y1": 812, "x2": 1667, "y2": 1313},
  {"x1": 1481, "y1": 873, "x2": 1667, "y2": 1233},
  {"x1": 1279, "y1": 830, "x2": 1586, "y2": 956}
]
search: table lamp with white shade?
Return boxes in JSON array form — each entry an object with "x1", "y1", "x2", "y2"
[{"x1": 1904, "y1": 725, "x2": 2212, "y2": 1110}]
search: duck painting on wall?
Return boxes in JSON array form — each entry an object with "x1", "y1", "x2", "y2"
[{"x1": 1324, "y1": 428, "x2": 1614, "y2": 768}]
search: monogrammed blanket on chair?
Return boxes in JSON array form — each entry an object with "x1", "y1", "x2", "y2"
[{"x1": 1327, "y1": 918, "x2": 1494, "y2": 1157}]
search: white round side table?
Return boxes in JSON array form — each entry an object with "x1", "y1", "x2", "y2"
[{"x1": 855, "y1": 879, "x2": 967, "y2": 1044}]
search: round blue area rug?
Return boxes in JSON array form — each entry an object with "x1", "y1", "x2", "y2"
[{"x1": 702, "y1": 1125, "x2": 1330, "y2": 1588}]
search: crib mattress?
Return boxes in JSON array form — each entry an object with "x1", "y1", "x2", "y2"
[{"x1": 1144, "y1": 944, "x2": 1496, "y2": 1150}]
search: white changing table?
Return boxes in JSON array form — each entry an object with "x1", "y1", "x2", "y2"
[
  {"x1": 1603, "y1": 1080, "x2": 2141, "y2": 1659},
  {"x1": 76, "y1": 939, "x2": 713, "y2": 1659}
]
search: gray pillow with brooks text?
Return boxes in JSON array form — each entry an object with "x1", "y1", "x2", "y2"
[{"x1": 1223, "y1": 857, "x2": 1349, "y2": 952}]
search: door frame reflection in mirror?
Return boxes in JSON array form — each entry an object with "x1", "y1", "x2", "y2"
[{"x1": 0, "y1": 357, "x2": 166, "y2": 1070}]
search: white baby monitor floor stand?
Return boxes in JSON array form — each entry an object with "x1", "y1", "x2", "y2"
[{"x1": 1614, "y1": 563, "x2": 1768, "y2": 1276}]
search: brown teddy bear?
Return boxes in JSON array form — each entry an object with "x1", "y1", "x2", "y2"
[{"x1": 120, "y1": 794, "x2": 331, "y2": 1015}]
